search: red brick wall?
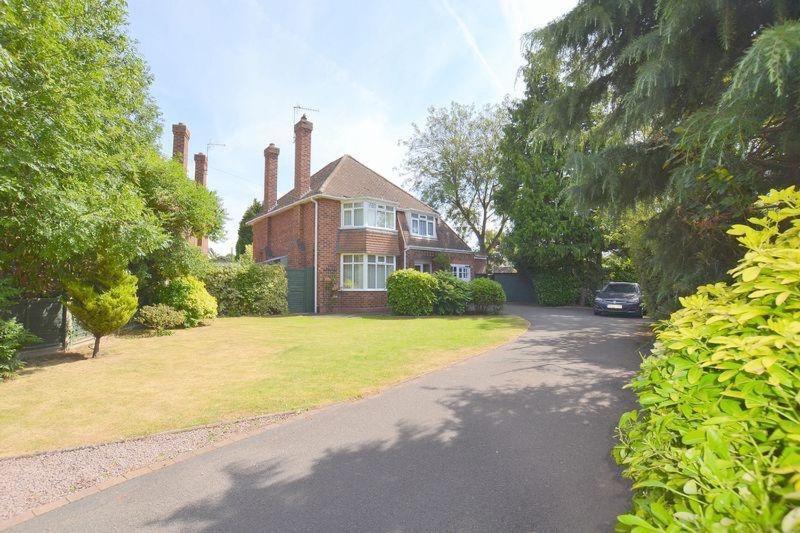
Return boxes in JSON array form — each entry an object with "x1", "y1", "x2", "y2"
[{"x1": 405, "y1": 249, "x2": 485, "y2": 277}]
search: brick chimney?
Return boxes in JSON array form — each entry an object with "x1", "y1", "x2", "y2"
[
  {"x1": 294, "y1": 114, "x2": 313, "y2": 196},
  {"x1": 264, "y1": 143, "x2": 279, "y2": 210},
  {"x1": 171, "y1": 123, "x2": 190, "y2": 172},
  {"x1": 194, "y1": 152, "x2": 207, "y2": 187}
]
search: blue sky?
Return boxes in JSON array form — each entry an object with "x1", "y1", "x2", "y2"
[{"x1": 127, "y1": 0, "x2": 578, "y2": 253}]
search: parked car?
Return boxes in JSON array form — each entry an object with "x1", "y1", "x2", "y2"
[{"x1": 593, "y1": 282, "x2": 644, "y2": 317}]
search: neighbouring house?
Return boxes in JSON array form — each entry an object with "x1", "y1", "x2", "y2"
[
  {"x1": 172, "y1": 122, "x2": 209, "y2": 254},
  {"x1": 247, "y1": 115, "x2": 487, "y2": 313}
]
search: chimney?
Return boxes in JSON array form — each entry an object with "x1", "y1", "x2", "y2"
[
  {"x1": 171, "y1": 123, "x2": 190, "y2": 172},
  {"x1": 194, "y1": 152, "x2": 207, "y2": 187},
  {"x1": 264, "y1": 143, "x2": 279, "y2": 210},
  {"x1": 294, "y1": 114, "x2": 313, "y2": 196}
]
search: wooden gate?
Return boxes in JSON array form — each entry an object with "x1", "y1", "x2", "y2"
[{"x1": 286, "y1": 268, "x2": 314, "y2": 313}]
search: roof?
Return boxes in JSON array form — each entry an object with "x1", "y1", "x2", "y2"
[
  {"x1": 263, "y1": 155, "x2": 436, "y2": 215},
  {"x1": 399, "y1": 213, "x2": 472, "y2": 252}
]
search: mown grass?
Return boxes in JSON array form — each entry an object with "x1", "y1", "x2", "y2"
[{"x1": 0, "y1": 314, "x2": 527, "y2": 456}]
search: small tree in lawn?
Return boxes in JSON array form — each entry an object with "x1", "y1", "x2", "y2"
[{"x1": 65, "y1": 271, "x2": 139, "y2": 358}]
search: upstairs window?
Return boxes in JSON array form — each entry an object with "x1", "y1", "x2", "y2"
[
  {"x1": 410, "y1": 213, "x2": 436, "y2": 238},
  {"x1": 342, "y1": 202, "x2": 395, "y2": 230}
]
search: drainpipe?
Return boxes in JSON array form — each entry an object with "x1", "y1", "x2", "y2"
[
  {"x1": 399, "y1": 213, "x2": 409, "y2": 268},
  {"x1": 311, "y1": 198, "x2": 319, "y2": 314}
]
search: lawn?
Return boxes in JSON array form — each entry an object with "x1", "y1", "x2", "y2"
[{"x1": 0, "y1": 314, "x2": 527, "y2": 456}]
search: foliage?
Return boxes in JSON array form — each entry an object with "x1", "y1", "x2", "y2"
[
  {"x1": 0, "y1": 318, "x2": 38, "y2": 379},
  {"x1": 65, "y1": 270, "x2": 139, "y2": 357},
  {"x1": 236, "y1": 199, "x2": 262, "y2": 258},
  {"x1": 202, "y1": 261, "x2": 287, "y2": 316},
  {"x1": 387, "y1": 269, "x2": 437, "y2": 316},
  {"x1": 401, "y1": 102, "x2": 509, "y2": 255},
  {"x1": 432, "y1": 252, "x2": 451, "y2": 272},
  {"x1": 614, "y1": 187, "x2": 800, "y2": 531},
  {"x1": 533, "y1": 270, "x2": 582, "y2": 307},
  {"x1": 469, "y1": 278, "x2": 506, "y2": 314},
  {"x1": 135, "y1": 304, "x2": 185, "y2": 335},
  {"x1": 525, "y1": 0, "x2": 800, "y2": 316},
  {"x1": 156, "y1": 276, "x2": 217, "y2": 327},
  {"x1": 432, "y1": 271, "x2": 470, "y2": 316},
  {"x1": 602, "y1": 254, "x2": 637, "y2": 284},
  {"x1": 496, "y1": 51, "x2": 603, "y2": 294}
]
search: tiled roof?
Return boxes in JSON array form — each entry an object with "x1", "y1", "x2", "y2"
[
  {"x1": 264, "y1": 155, "x2": 436, "y2": 215},
  {"x1": 398, "y1": 212, "x2": 472, "y2": 252}
]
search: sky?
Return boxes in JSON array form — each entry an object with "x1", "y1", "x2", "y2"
[{"x1": 127, "y1": 0, "x2": 579, "y2": 254}]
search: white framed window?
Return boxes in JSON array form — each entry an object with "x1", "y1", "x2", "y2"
[
  {"x1": 414, "y1": 261, "x2": 432, "y2": 274},
  {"x1": 410, "y1": 212, "x2": 436, "y2": 238},
  {"x1": 341, "y1": 254, "x2": 396, "y2": 290},
  {"x1": 451, "y1": 264, "x2": 471, "y2": 281},
  {"x1": 341, "y1": 201, "x2": 395, "y2": 230}
]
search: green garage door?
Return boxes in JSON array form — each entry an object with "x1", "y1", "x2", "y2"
[{"x1": 286, "y1": 268, "x2": 314, "y2": 313}]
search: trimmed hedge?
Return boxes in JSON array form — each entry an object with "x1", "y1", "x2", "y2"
[
  {"x1": 614, "y1": 187, "x2": 800, "y2": 531},
  {"x1": 136, "y1": 304, "x2": 186, "y2": 334},
  {"x1": 203, "y1": 262, "x2": 287, "y2": 316},
  {"x1": 433, "y1": 271, "x2": 470, "y2": 315},
  {"x1": 157, "y1": 276, "x2": 217, "y2": 327},
  {"x1": 387, "y1": 269, "x2": 437, "y2": 316},
  {"x1": 532, "y1": 270, "x2": 582, "y2": 306},
  {"x1": 469, "y1": 277, "x2": 505, "y2": 314}
]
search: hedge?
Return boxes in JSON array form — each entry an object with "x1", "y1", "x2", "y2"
[
  {"x1": 156, "y1": 276, "x2": 217, "y2": 327},
  {"x1": 203, "y1": 262, "x2": 287, "y2": 316},
  {"x1": 136, "y1": 304, "x2": 186, "y2": 334},
  {"x1": 614, "y1": 187, "x2": 800, "y2": 531},
  {"x1": 432, "y1": 271, "x2": 470, "y2": 315},
  {"x1": 469, "y1": 277, "x2": 505, "y2": 314},
  {"x1": 532, "y1": 270, "x2": 582, "y2": 306},
  {"x1": 387, "y1": 269, "x2": 437, "y2": 316}
]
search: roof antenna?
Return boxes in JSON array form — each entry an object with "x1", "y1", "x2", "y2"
[
  {"x1": 293, "y1": 104, "x2": 319, "y2": 142},
  {"x1": 206, "y1": 141, "x2": 226, "y2": 165}
]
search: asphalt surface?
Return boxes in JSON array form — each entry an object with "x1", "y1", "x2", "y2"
[{"x1": 12, "y1": 305, "x2": 651, "y2": 533}]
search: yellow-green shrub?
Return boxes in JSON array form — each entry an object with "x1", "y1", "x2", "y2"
[
  {"x1": 614, "y1": 187, "x2": 800, "y2": 531},
  {"x1": 157, "y1": 276, "x2": 217, "y2": 327}
]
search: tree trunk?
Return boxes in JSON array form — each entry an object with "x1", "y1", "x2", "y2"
[{"x1": 92, "y1": 335, "x2": 101, "y2": 358}]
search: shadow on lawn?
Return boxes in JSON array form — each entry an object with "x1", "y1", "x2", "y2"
[{"x1": 147, "y1": 331, "x2": 638, "y2": 532}]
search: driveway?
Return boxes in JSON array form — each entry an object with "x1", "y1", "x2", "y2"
[{"x1": 12, "y1": 305, "x2": 651, "y2": 533}]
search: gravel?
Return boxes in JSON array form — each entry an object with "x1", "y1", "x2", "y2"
[{"x1": 0, "y1": 412, "x2": 295, "y2": 521}]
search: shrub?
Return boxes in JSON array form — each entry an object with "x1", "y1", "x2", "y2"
[
  {"x1": 432, "y1": 252, "x2": 451, "y2": 272},
  {"x1": 0, "y1": 318, "x2": 38, "y2": 379},
  {"x1": 136, "y1": 304, "x2": 186, "y2": 335},
  {"x1": 469, "y1": 277, "x2": 505, "y2": 314},
  {"x1": 614, "y1": 187, "x2": 800, "y2": 531},
  {"x1": 432, "y1": 271, "x2": 470, "y2": 315},
  {"x1": 203, "y1": 262, "x2": 287, "y2": 316},
  {"x1": 157, "y1": 275, "x2": 217, "y2": 327},
  {"x1": 387, "y1": 269, "x2": 437, "y2": 316},
  {"x1": 65, "y1": 270, "x2": 139, "y2": 357},
  {"x1": 532, "y1": 270, "x2": 582, "y2": 306},
  {"x1": 602, "y1": 252, "x2": 637, "y2": 283}
]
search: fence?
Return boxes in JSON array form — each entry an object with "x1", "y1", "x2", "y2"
[{"x1": 9, "y1": 298, "x2": 92, "y2": 351}]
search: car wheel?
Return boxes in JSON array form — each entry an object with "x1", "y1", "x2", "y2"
[{"x1": 593, "y1": 309, "x2": 601, "y2": 316}]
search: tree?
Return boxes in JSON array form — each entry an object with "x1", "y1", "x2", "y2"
[
  {"x1": 236, "y1": 199, "x2": 262, "y2": 257},
  {"x1": 496, "y1": 53, "x2": 603, "y2": 301},
  {"x1": 401, "y1": 103, "x2": 508, "y2": 256},
  {"x1": 65, "y1": 270, "x2": 139, "y2": 358},
  {"x1": 523, "y1": 0, "x2": 800, "y2": 316}
]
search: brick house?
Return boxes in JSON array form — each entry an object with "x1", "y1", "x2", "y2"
[{"x1": 247, "y1": 115, "x2": 487, "y2": 313}]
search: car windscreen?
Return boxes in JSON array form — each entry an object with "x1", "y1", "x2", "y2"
[{"x1": 603, "y1": 283, "x2": 638, "y2": 294}]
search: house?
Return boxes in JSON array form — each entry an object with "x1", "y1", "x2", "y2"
[
  {"x1": 247, "y1": 115, "x2": 487, "y2": 313},
  {"x1": 171, "y1": 122, "x2": 209, "y2": 254}
]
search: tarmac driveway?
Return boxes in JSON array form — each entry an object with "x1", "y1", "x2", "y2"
[{"x1": 12, "y1": 305, "x2": 651, "y2": 533}]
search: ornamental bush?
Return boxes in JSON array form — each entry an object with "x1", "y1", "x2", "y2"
[
  {"x1": 469, "y1": 277, "x2": 505, "y2": 314},
  {"x1": 136, "y1": 304, "x2": 186, "y2": 335},
  {"x1": 157, "y1": 276, "x2": 217, "y2": 327},
  {"x1": 432, "y1": 271, "x2": 470, "y2": 315},
  {"x1": 0, "y1": 318, "x2": 38, "y2": 379},
  {"x1": 387, "y1": 269, "x2": 437, "y2": 316},
  {"x1": 203, "y1": 262, "x2": 287, "y2": 316},
  {"x1": 614, "y1": 187, "x2": 800, "y2": 531},
  {"x1": 532, "y1": 270, "x2": 582, "y2": 306}
]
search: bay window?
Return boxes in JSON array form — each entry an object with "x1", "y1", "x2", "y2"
[
  {"x1": 410, "y1": 212, "x2": 436, "y2": 238},
  {"x1": 341, "y1": 254, "x2": 396, "y2": 290},
  {"x1": 451, "y1": 264, "x2": 471, "y2": 281},
  {"x1": 342, "y1": 201, "x2": 395, "y2": 230}
]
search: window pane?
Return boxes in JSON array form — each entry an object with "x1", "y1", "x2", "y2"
[
  {"x1": 354, "y1": 208, "x2": 364, "y2": 226},
  {"x1": 368, "y1": 255, "x2": 376, "y2": 263},
  {"x1": 376, "y1": 265, "x2": 386, "y2": 289},
  {"x1": 412, "y1": 219, "x2": 419, "y2": 234},
  {"x1": 367, "y1": 264, "x2": 376, "y2": 289},
  {"x1": 366, "y1": 206, "x2": 376, "y2": 226},
  {"x1": 343, "y1": 264, "x2": 354, "y2": 288},
  {"x1": 353, "y1": 263, "x2": 363, "y2": 288},
  {"x1": 377, "y1": 210, "x2": 386, "y2": 228},
  {"x1": 344, "y1": 210, "x2": 352, "y2": 226}
]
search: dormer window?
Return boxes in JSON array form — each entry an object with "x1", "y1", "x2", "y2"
[
  {"x1": 410, "y1": 212, "x2": 436, "y2": 238},
  {"x1": 342, "y1": 201, "x2": 395, "y2": 230}
]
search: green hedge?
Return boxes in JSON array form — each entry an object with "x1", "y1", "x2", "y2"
[
  {"x1": 387, "y1": 269, "x2": 437, "y2": 316},
  {"x1": 136, "y1": 304, "x2": 186, "y2": 334},
  {"x1": 614, "y1": 187, "x2": 800, "y2": 531},
  {"x1": 156, "y1": 276, "x2": 217, "y2": 327},
  {"x1": 532, "y1": 270, "x2": 582, "y2": 306},
  {"x1": 203, "y1": 262, "x2": 287, "y2": 316},
  {"x1": 469, "y1": 277, "x2": 505, "y2": 314},
  {"x1": 432, "y1": 271, "x2": 470, "y2": 315}
]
